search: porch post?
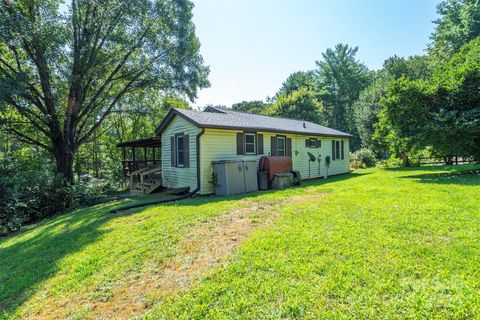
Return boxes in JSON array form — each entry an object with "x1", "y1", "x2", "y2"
[{"x1": 132, "y1": 147, "x2": 136, "y2": 171}]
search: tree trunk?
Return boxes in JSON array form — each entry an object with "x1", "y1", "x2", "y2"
[
  {"x1": 53, "y1": 143, "x2": 75, "y2": 186},
  {"x1": 401, "y1": 152, "x2": 410, "y2": 167}
]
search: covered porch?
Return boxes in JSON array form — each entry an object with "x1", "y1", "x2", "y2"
[{"x1": 117, "y1": 137, "x2": 162, "y2": 194}]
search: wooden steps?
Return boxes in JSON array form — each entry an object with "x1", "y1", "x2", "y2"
[{"x1": 129, "y1": 166, "x2": 162, "y2": 195}]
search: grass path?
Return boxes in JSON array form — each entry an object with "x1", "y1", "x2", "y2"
[{"x1": 1, "y1": 165, "x2": 479, "y2": 319}]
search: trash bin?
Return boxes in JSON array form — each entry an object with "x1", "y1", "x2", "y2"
[{"x1": 258, "y1": 171, "x2": 268, "y2": 190}]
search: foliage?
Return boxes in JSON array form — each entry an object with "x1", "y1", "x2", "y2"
[
  {"x1": 429, "y1": 0, "x2": 480, "y2": 60},
  {"x1": 316, "y1": 44, "x2": 372, "y2": 140},
  {"x1": 275, "y1": 70, "x2": 321, "y2": 98},
  {"x1": 270, "y1": 87, "x2": 327, "y2": 125},
  {"x1": 0, "y1": 159, "x2": 119, "y2": 236},
  {"x1": 353, "y1": 72, "x2": 389, "y2": 157},
  {"x1": 381, "y1": 37, "x2": 480, "y2": 160},
  {"x1": 2, "y1": 166, "x2": 479, "y2": 318},
  {"x1": 231, "y1": 100, "x2": 270, "y2": 114},
  {"x1": 352, "y1": 148, "x2": 376, "y2": 168},
  {"x1": 0, "y1": 0, "x2": 209, "y2": 184}
]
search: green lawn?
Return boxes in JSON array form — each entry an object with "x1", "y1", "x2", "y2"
[{"x1": 1, "y1": 165, "x2": 479, "y2": 319}]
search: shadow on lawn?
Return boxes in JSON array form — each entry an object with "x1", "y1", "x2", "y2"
[
  {"x1": 0, "y1": 171, "x2": 362, "y2": 316},
  {"x1": 400, "y1": 168, "x2": 480, "y2": 186},
  {"x1": 0, "y1": 200, "x2": 141, "y2": 317}
]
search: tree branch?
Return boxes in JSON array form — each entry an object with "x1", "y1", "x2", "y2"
[{"x1": 4, "y1": 124, "x2": 52, "y2": 151}]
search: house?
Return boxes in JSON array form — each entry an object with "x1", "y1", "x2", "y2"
[{"x1": 117, "y1": 107, "x2": 352, "y2": 195}]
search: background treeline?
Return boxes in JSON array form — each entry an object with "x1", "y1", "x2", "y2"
[{"x1": 1, "y1": 0, "x2": 479, "y2": 234}]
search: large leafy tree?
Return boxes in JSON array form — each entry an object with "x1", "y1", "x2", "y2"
[
  {"x1": 316, "y1": 44, "x2": 371, "y2": 136},
  {"x1": 231, "y1": 100, "x2": 270, "y2": 114},
  {"x1": 382, "y1": 37, "x2": 480, "y2": 160},
  {"x1": 271, "y1": 87, "x2": 328, "y2": 125},
  {"x1": 275, "y1": 70, "x2": 321, "y2": 98},
  {"x1": 356, "y1": 55, "x2": 430, "y2": 158},
  {"x1": 429, "y1": 0, "x2": 480, "y2": 60},
  {"x1": 0, "y1": 0, "x2": 209, "y2": 185}
]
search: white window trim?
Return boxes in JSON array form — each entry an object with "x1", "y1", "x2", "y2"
[
  {"x1": 244, "y1": 133, "x2": 256, "y2": 154},
  {"x1": 176, "y1": 135, "x2": 185, "y2": 167},
  {"x1": 309, "y1": 138, "x2": 317, "y2": 148},
  {"x1": 277, "y1": 136, "x2": 286, "y2": 156}
]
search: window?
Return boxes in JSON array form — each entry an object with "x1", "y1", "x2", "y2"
[
  {"x1": 310, "y1": 139, "x2": 318, "y2": 148},
  {"x1": 277, "y1": 136, "x2": 286, "y2": 156},
  {"x1": 335, "y1": 140, "x2": 340, "y2": 160},
  {"x1": 176, "y1": 135, "x2": 184, "y2": 167},
  {"x1": 245, "y1": 133, "x2": 256, "y2": 154}
]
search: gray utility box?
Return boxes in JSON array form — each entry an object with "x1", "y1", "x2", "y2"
[{"x1": 213, "y1": 160, "x2": 258, "y2": 196}]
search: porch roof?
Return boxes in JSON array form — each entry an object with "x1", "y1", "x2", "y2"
[{"x1": 116, "y1": 136, "x2": 161, "y2": 148}]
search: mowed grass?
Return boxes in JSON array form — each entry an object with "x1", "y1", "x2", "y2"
[{"x1": 1, "y1": 165, "x2": 480, "y2": 319}]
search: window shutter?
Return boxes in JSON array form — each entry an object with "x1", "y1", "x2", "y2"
[
  {"x1": 341, "y1": 140, "x2": 344, "y2": 160},
  {"x1": 236, "y1": 132, "x2": 245, "y2": 155},
  {"x1": 305, "y1": 139, "x2": 309, "y2": 148},
  {"x1": 171, "y1": 136, "x2": 176, "y2": 166},
  {"x1": 316, "y1": 139, "x2": 321, "y2": 148},
  {"x1": 286, "y1": 138, "x2": 292, "y2": 157},
  {"x1": 257, "y1": 134, "x2": 264, "y2": 154},
  {"x1": 271, "y1": 136, "x2": 277, "y2": 156},
  {"x1": 184, "y1": 134, "x2": 190, "y2": 167},
  {"x1": 332, "y1": 140, "x2": 336, "y2": 160}
]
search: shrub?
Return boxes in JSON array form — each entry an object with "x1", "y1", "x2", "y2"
[
  {"x1": 0, "y1": 168, "x2": 119, "y2": 236},
  {"x1": 352, "y1": 148, "x2": 377, "y2": 168}
]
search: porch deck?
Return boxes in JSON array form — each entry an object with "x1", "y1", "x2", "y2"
[{"x1": 117, "y1": 137, "x2": 162, "y2": 195}]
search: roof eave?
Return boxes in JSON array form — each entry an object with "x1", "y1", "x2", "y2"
[
  {"x1": 155, "y1": 108, "x2": 201, "y2": 136},
  {"x1": 199, "y1": 124, "x2": 352, "y2": 138}
]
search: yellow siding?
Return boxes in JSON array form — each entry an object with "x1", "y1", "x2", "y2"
[
  {"x1": 161, "y1": 116, "x2": 201, "y2": 192},
  {"x1": 198, "y1": 129, "x2": 350, "y2": 194},
  {"x1": 291, "y1": 135, "x2": 350, "y2": 179}
]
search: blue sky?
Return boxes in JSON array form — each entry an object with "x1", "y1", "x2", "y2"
[{"x1": 191, "y1": 0, "x2": 440, "y2": 108}]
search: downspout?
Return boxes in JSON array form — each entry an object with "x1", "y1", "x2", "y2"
[
  {"x1": 110, "y1": 128, "x2": 205, "y2": 213},
  {"x1": 195, "y1": 128, "x2": 206, "y2": 194}
]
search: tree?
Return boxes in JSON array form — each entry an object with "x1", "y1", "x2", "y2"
[
  {"x1": 381, "y1": 37, "x2": 480, "y2": 161},
  {"x1": 0, "y1": 0, "x2": 209, "y2": 185},
  {"x1": 355, "y1": 55, "x2": 430, "y2": 157},
  {"x1": 231, "y1": 100, "x2": 270, "y2": 114},
  {"x1": 316, "y1": 44, "x2": 372, "y2": 148},
  {"x1": 270, "y1": 87, "x2": 327, "y2": 125},
  {"x1": 353, "y1": 71, "x2": 390, "y2": 157},
  {"x1": 429, "y1": 0, "x2": 480, "y2": 60},
  {"x1": 275, "y1": 70, "x2": 321, "y2": 98}
]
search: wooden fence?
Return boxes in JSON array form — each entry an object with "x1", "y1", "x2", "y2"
[{"x1": 418, "y1": 155, "x2": 474, "y2": 166}]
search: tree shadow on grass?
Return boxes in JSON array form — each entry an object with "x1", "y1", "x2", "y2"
[
  {"x1": 385, "y1": 163, "x2": 479, "y2": 172},
  {"x1": 0, "y1": 199, "x2": 142, "y2": 318},
  {"x1": 400, "y1": 168, "x2": 480, "y2": 186}
]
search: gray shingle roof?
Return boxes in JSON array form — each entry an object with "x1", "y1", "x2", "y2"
[{"x1": 158, "y1": 107, "x2": 352, "y2": 138}]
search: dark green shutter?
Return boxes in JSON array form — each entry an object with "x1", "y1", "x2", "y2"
[
  {"x1": 305, "y1": 139, "x2": 309, "y2": 148},
  {"x1": 332, "y1": 140, "x2": 336, "y2": 160},
  {"x1": 271, "y1": 136, "x2": 277, "y2": 156},
  {"x1": 184, "y1": 134, "x2": 190, "y2": 167},
  {"x1": 286, "y1": 138, "x2": 292, "y2": 156},
  {"x1": 257, "y1": 134, "x2": 264, "y2": 154},
  {"x1": 236, "y1": 132, "x2": 245, "y2": 155},
  {"x1": 171, "y1": 136, "x2": 176, "y2": 166},
  {"x1": 341, "y1": 140, "x2": 344, "y2": 160}
]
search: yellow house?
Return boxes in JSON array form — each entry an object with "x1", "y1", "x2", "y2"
[{"x1": 118, "y1": 107, "x2": 351, "y2": 195}]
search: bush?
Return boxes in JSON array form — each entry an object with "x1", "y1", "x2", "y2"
[
  {"x1": 0, "y1": 168, "x2": 119, "y2": 236},
  {"x1": 352, "y1": 148, "x2": 377, "y2": 168}
]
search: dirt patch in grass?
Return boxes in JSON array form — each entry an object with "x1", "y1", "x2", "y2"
[
  {"x1": 24, "y1": 192, "x2": 327, "y2": 320},
  {"x1": 88, "y1": 199, "x2": 277, "y2": 320}
]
